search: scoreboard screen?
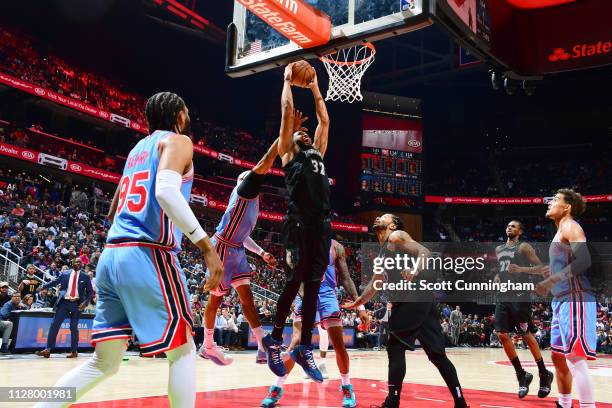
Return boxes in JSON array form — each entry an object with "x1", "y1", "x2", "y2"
[
  {"x1": 443, "y1": 0, "x2": 491, "y2": 44},
  {"x1": 359, "y1": 114, "x2": 423, "y2": 210}
]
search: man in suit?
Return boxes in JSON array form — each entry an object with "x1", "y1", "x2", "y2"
[{"x1": 36, "y1": 258, "x2": 93, "y2": 358}]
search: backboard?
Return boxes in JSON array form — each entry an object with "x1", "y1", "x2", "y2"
[{"x1": 226, "y1": 0, "x2": 431, "y2": 77}]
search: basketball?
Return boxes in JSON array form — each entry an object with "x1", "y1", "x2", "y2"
[{"x1": 290, "y1": 60, "x2": 315, "y2": 88}]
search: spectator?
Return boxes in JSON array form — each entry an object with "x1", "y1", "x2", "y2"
[
  {"x1": 0, "y1": 282, "x2": 10, "y2": 307},
  {"x1": 18, "y1": 264, "x2": 41, "y2": 297},
  {"x1": 21, "y1": 294, "x2": 34, "y2": 309},
  {"x1": 0, "y1": 305, "x2": 13, "y2": 353},
  {"x1": 45, "y1": 234, "x2": 55, "y2": 252},
  {"x1": 450, "y1": 305, "x2": 463, "y2": 346},
  {"x1": 0, "y1": 292, "x2": 24, "y2": 320},
  {"x1": 11, "y1": 203, "x2": 24, "y2": 217},
  {"x1": 214, "y1": 308, "x2": 227, "y2": 346}
]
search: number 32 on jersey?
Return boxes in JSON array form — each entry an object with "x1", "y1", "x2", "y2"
[{"x1": 311, "y1": 159, "x2": 326, "y2": 175}]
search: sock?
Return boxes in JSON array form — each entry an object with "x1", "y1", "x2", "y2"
[
  {"x1": 341, "y1": 373, "x2": 351, "y2": 386},
  {"x1": 166, "y1": 338, "x2": 196, "y2": 408},
  {"x1": 272, "y1": 280, "x2": 301, "y2": 341},
  {"x1": 567, "y1": 358, "x2": 596, "y2": 407},
  {"x1": 319, "y1": 328, "x2": 329, "y2": 359},
  {"x1": 511, "y1": 356, "x2": 526, "y2": 377},
  {"x1": 558, "y1": 393, "x2": 573, "y2": 408},
  {"x1": 275, "y1": 375, "x2": 288, "y2": 388},
  {"x1": 387, "y1": 339, "x2": 406, "y2": 402},
  {"x1": 253, "y1": 326, "x2": 265, "y2": 351},
  {"x1": 427, "y1": 351, "x2": 468, "y2": 408},
  {"x1": 204, "y1": 328, "x2": 215, "y2": 348},
  {"x1": 33, "y1": 339, "x2": 126, "y2": 408},
  {"x1": 300, "y1": 279, "x2": 322, "y2": 346},
  {"x1": 388, "y1": 384, "x2": 402, "y2": 401},
  {"x1": 535, "y1": 358, "x2": 548, "y2": 376}
]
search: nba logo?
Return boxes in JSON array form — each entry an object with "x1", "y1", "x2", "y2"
[{"x1": 401, "y1": 0, "x2": 416, "y2": 11}]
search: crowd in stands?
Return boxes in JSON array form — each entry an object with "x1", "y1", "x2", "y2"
[
  {"x1": 0, "y1": 27, "x2": 277, "y2": 167},
  {"x1": 448, "y1": 215, "x2": 610, "y2": 242},
  {"x1": 192, "y1": 119, "x2": 272, "y2": 164},
  {"x1": 428, "y1": 147, "x2": 611, "y2": 198},
  {"x1": 0, "y1": 27, "x2": 147, "y2": 127},
  {"x1": 0, "y1": 166, "x2": 610, "y2": 355},
  {"x1": 0, "y1": 120, "x2": 292, "y2": 214}
]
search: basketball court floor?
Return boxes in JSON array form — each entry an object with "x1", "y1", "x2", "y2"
[{"x1": 2, "y1": 347, "x2": 610, "y2": 407}]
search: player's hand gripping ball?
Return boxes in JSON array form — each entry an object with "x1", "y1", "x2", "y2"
[{"x1": 287, "y1": 61, "x2": 315, "y2": 88}]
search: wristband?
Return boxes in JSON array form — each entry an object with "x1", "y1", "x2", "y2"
[{"x1": 358, "y1": 305, "x2": 366, "y2": 311}]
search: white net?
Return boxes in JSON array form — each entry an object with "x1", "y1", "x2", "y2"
[{"x1": 320, "y1": 43, "x2": 376, "y2": 104}]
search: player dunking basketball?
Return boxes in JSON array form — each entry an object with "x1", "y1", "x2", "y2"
[
  {"x1": 199, "y1": 140, "x2": 279, "y2": 365},
  {"x1": 535, "y1": 189, "x2": 597, "y2": 408},
  {"x1": 494, "y1": 220, "x2": 554, "y2": 399},
  {"x1": 346, "y1": 214, "x2": 468, "y2": 408},
  {"x1": 261, "y1": 240, "x2": 368, "y2": 408},
  {"x1": 262, "y1": 63, "x2": 331, "y2": 382},
  {"x1": 34, "y1": 92, "x2": 223, "y2": 408}
]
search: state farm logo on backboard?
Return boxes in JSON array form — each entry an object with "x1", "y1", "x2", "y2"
[
  {"x1": 21, "y1": 151, "x2": 36, "y2": 160},
  {"x1": 407, "y1": 139, "x2": 421, "y2": 148},
  {"x1": 69, "y1": 163, "x2": 82, "y2": 172},
  {"x1": 548, "y1": 40, "x2": 612, "y2": 62}
]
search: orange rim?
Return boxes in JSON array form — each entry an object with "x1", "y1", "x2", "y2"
[{"x1": 320, "y1": 42, "x2": 376, "y2": 67}]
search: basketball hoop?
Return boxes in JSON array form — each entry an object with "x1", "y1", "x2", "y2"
[{"x1": 320, "y1": 42, "x2": 376, "y2": 104}]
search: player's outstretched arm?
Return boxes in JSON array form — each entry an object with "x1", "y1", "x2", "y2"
[
  {"x1": 335, "y1": 241, "x2": 359, "y2": 300},
  {"x1": 244, "y1": 236, "x2": 277, "y2": 267},
  {"x1": 310, "y1": 72, "x2": 329, "y2": 157},
  {"x1": 279, "y1": 65, "x2": 296, "y2": 165},
  {"x1": 156, "y1": 133, "x2": 223, "y2": 291},
  {"x1": 336, "y1": 241, "x2": 369, "y2": 323},
  {"x1": 252, "y1": 138, "x2": 279, "y2": 175}
]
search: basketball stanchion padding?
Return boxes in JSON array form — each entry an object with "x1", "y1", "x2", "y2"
[
  {"x1": 236, "y1": 0, "x2": 331, "y2": 49},
  {"x1": 320, "y1": 43, "x2": 376, "y2": 103}
]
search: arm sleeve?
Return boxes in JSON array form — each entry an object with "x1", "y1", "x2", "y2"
[
  {"x1": 155, "y1": 169, "x2": 207, "y2": 244},
  {"x1": 243, "y1": 236, "x2": 264, "y2": 256},
  {"x1": 236, "y1": 171, "x2": 267, "y2": 199}
]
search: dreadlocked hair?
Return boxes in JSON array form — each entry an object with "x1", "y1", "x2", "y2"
[
  {"x1": 144, "y1": 92, "x2": 186, "y2": 134},
  {"x1": 391, "y1": 214, "x2": 404, "y2": 231}
]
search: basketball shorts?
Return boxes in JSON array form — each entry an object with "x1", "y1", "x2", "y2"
[
  {"x1": 92, "y1": 243, "x2": 194, "y2": 356},
  {"x1": 207, "y1": 235, "x2": 251, "y2": 296},
  {"x1": 550, "y1": 291, "x2": 597, "y2": 360},
  {"x1": 293, "y1": 290, "x2": 342, "y2": 329},
  {"x1": 282, "y1": 215, "x2": 332, "y2": 283},
  {"x1": 494, "y1": 301, "x2": 536, "y2": 335},
  {"x1": 388, "y1": 301, "x2": 445, "y2": 355}
]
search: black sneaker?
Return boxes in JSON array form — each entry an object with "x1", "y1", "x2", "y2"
[
  {"x1": 379, "y1": 396, "x2": 400, "y2": 408},
  {"x1": 538, "y1": 370, "x2": 554, "y2": 398},
  {"x1": 518, "y1": 371, "x2": 533, "y2": 399}
]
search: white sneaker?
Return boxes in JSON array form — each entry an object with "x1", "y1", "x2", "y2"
[
  {"x1": 319, "y1": 361, "x2": 329, "y2": 379},
  {"x1": 199, "y1": 343, "x2": 234, "y2": 366},
  {"x1": 305, "y1": 361, "x2": 329, "y2": 379}
]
